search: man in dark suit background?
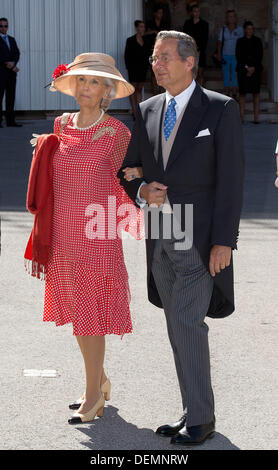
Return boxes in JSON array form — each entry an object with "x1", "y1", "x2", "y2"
[
  {"x1": 118, "y1": 31, "x2": 244, "y2": 445},
  {"x1": 0, "y1": 17, "x2": 21, "y2": 127}
]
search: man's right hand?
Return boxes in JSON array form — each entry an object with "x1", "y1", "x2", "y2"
[{"x1": 140, "y1": 181, "x2": 168, "y2": 207}]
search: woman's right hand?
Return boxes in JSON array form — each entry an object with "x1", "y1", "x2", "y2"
[{"x1": 122, "y1": 166, "x2": 143, "y2": 181}]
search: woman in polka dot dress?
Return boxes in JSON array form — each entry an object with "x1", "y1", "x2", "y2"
[{"x1": 39, "y1": 54, "x2": 143, "y2": 424}]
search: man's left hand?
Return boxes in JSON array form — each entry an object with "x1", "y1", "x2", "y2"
[
  {"x1": 209, "y1": 245, "x2": 232, "y2": 277},
  {"x1": 5, "y1": 61, "x2": 15, "y2": 69}
]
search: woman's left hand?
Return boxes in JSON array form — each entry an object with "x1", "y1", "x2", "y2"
[{"x1": 122, "y1": 166, "x2": 143, "y2": 181}]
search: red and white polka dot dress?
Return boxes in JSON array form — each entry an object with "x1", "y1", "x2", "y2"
[{"x1": 43, "y1": 113, "x2": 141, "y2": 336}]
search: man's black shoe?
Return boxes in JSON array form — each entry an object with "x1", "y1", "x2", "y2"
[
  {"x1": 156, "y1": 413, "x2": 187, "y2": 437},
  {"x1": 170, "y1": 420, "x2": 215, "y2": 446}
]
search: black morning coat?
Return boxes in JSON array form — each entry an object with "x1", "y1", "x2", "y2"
[{"x1": 117, "y1": 83, "x2": 245, "y2": 318}]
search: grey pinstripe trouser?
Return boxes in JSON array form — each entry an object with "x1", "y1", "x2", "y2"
[{"x1": 151, "y1": 213, "x2": 215, "y2": 427}]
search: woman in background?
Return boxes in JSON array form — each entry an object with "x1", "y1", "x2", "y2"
[
  {"x1": 236, "y1": 21, "x2": 263, "y2": 124},
  {"x1": 145, "y1": 5, "x2": 168, "y2": 95},
  {"x1": 124, "y1": 20, "x2": 149, "y2": 118},
  {"x1": 183, "y1": 3, "x2": 209, "y2": 86}
]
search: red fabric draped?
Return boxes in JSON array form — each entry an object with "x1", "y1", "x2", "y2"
[{"x1": 24, "y1": 134, "x2": 60, "y2": 279}]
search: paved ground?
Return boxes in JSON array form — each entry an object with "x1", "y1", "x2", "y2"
[{"x1": 0, "y1": 116, "x2": 277, "y2": 450}]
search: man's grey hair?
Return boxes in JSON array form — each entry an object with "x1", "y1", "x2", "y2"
[{"x1": 155, "y1": 30, "x2": 199, "y2": 79}]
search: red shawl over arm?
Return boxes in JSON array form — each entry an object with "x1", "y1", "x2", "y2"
[{"x1": 24, "y1": 134, "x2": 60, "y2": 279}]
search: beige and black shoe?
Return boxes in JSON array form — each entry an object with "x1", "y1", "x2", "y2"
[
  {"x1": 69, "y1": 378, "x2": 111, "y2": 410},
  {"x1": 68, "y1": 393, "x2": 105, "y2": 424}
]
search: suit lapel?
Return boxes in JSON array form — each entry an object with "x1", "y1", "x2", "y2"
[
  {"x1": 165, "y1": 84, "x2": 209, "y2": 171},
  {"x1": 144, "y1": 93, "x2": 166, "y2": 163}
]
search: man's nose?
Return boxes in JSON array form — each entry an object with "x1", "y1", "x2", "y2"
[{"x1": 154, "y1": 61, "x2": 164, "y2": 70}]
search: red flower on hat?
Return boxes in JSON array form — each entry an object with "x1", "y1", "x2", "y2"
[{"x1": 52, "y1": 64, "x2": 70, "y2": 80}]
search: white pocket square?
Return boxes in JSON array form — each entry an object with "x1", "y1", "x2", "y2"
[{"x1": 195, "y1": 128, "x2": 211, "y2": 138}]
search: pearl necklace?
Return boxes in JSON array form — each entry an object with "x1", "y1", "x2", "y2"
[{"x1": 73, "y1": 109, "x2": 105, "y2": 130}]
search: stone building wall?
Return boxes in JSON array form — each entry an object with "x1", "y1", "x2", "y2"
[
  {"x1": 196, "y1": 0, "x2": 269, "y2": 79},
  {"x1": 144, "y1": 0, "x2": 270, "y2": 82}
]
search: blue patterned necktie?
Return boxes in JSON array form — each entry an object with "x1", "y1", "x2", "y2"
[{"x1": 164, "y1": 98, "x2": 177, "y2": 141}]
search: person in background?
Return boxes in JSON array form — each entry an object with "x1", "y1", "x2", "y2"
[
  {"x1": 183, "y1": 3, "x2": 209, "y2": 86},
  {"x1": 146, "y1": 4, "x2": 169, "y2": 40},
  {"x1": 169, "y1": 0, "x2": 188, "y2": 31},
  {"x1": 153, "y1": 0, "x2": 171, "y2": 29},
  {"x1": 217, "y1": 10, "x2": 244, "y2": 99},
  {"x1": 146, "y1": 4, "x2": 169, "y2": 95},
  {"x1": 235, "y1": 21, "x2": 263, "y2": 124},
  {"x1": 145, "y1": 0, "x2": 171, "y2": 30},
  {"x1": 0, "y1": 17, "x2": 21, "y2": 127},
  {"x1": 124, "y1": 20, "x2": 149, "y2": 119}
]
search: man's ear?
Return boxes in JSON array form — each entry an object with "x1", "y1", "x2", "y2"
[{"x1": 185, "y1": 55, "x2": 195, "y2": 72}]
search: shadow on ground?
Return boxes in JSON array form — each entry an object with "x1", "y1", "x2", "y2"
[{"x1": 73, "y1": 405, "x2": 240, "y2": 451}]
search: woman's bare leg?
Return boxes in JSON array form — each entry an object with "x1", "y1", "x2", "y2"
[
  {"x1": 76, "y1": 335, "x2": 105, "y2": 414},
  {"x1": 253, "y1": 93, "x2": 260, "y2": 122},
  {"x1": 239, "y1": 94, "x2": 246, "y2": 122},
  {"x1": 75, "y1": 336, "x2": 107, "y2": 400}
]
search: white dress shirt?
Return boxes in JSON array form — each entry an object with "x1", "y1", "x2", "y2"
[
  {"x1": 164, "y1": 79, "x2": 196, "y2": 120},
  {"x1": 136, "y1": 80, "x2": 196, "y2": 208}
]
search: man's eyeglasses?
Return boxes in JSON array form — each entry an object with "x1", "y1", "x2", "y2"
[
  {"x1": 149, "y1": 55, "x2": 174, "y2": 65},
  {"x1": 148, "y1": 55, "x2": 180, "y2": 66},
  {"x1": 0, "y1": 24, "x2": 8, "y2": 28}
]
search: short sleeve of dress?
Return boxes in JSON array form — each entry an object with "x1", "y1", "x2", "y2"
[
  {"x1": 54, "y1": 116, "x2": 62, "y2": 136},
  {"x1": 110, "y1": 124, "x2": 131, "y2": 176},
  {"x1": 111, "y1": 123, "x2": 145, "y2": 240}
]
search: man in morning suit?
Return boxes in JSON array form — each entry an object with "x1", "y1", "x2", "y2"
[
  {"x1": 118, "y1": 30, "x2": 244, "y2": 445},
  {"x1": 0, "y1": 18, "x2": 21, "y2": 127}
]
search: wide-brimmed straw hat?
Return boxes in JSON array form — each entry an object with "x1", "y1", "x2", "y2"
[{"x1": 50, "y1": 52, "x2": 134, "y2": 99}]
